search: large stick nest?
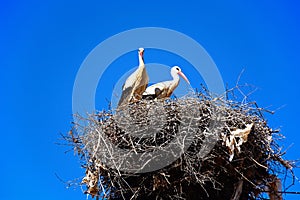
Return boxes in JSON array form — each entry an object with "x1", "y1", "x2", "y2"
[{"x1": 64, "y1": 89, "x2": 295, "y2": 200}]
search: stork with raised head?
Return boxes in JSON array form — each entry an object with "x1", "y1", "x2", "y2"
[
  {"x1": 142, "y1": 66, "x2": 190, "y2": 100},
  {"x1": 118, "y1": 48, "x2": 149, "y2": 107}
]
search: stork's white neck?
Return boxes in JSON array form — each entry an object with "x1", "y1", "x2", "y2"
[
  {"x1": 171, "y1": 69, "x2": 180, "y2": 82},
  {"x1": 138, "y1": 52, "x2": 144, "y2": 67},
  {"x1": 170, "y1": 69, "x2": 180, "y2": 91}
]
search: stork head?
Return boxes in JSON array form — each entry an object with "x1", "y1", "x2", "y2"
[
  {"x1": 171, "y1": 66, "x2": 190, "y2": 84},
  {"x1": 138, "y1": 48, "x2": 144, "y2": 57}
]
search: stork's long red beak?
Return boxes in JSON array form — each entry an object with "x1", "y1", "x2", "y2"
[
  {"x1": 139, "y1": 48, "x2": 144, "y2": 57},
  {"x1": 139, "y1": 51, "x2": 144, "y2": 63},
  {"x1": 178, "y1": 71, "x2": 190, "y2": 84},
  {"x1": 139, "y1": 51, "x2": 144, "y2": 57}
]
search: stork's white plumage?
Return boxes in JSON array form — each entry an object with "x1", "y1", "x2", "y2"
[
  {"x1": 142, "y1": 66, "x2": 190, "y2": 99},
  {"x1": 118, "y1": 48, "x2": 149, "y2": 107}
]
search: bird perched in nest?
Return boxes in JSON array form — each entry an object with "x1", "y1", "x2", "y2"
[
  {"x1": 142, "y1": 66, "x2": 190, "y2": 100},
  {"x1": 118, "y1": 48, "x2": 149, "y2": 107}
]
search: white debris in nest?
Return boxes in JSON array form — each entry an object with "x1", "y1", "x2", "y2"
[
  {"x1": 223, "y1": 123, "x2": 254, "y2": 162},
  {"x1": 81, "y1": 166, "x2": 100, "y2": 198}
]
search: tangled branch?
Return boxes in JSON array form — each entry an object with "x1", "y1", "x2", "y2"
[{"x1": 63, "y1": 88, "x2": 297, "y2": 200}]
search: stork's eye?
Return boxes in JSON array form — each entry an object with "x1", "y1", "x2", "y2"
[{"x1": 176, "y1": 67, "x2": 180, "y2": 71}]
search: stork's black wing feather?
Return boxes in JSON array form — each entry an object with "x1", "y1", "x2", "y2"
[
  {"x1": 142, "y1": 94, "x2": 156, "y2": 100},
  {"x1": 154, "y1": 88, "x2": 163, "y2": 97},
  {"x1": 142, "y1": 87, "x2": 163, "y2": 100}
]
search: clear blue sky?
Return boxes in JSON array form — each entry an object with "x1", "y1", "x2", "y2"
[{"x1": 1, "y1": 1, "x2": 300, "y2": 199}]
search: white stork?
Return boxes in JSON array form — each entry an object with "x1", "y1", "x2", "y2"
[
  {"x1": 142, "y1": 66, "x2": 190, "y2": 99},
  {"x1": 118, "y1": 48, "x2": 149, "y2": 107}
]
